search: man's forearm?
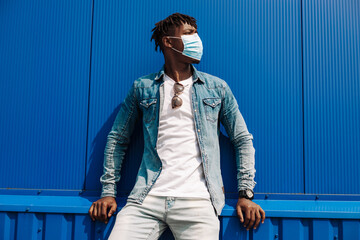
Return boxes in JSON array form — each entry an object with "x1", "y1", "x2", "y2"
[
  {"x1": 234, "y1": 133, "x2": 256, "y2": 191},
  {"x1": 100, "y1": 131, "x2": 129, "y2": 198},
  {"x1": 220, "y1": 82, "x2": 256, "y2": 191},
  {"x1": 99, "y1": 82, "x2": 140, "y2": 198}
]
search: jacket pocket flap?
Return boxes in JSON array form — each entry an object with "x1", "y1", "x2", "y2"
[
  {"x1": 140, "y1": 98, "x2": 157, "y2": 108},
  {"x1": 203, "y1": 98, "x2": 221, "y2": 108}
]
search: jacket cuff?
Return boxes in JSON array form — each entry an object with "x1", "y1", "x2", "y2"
[{"x1": 100, "y1": 184, "x2": 117, "y2": 198}]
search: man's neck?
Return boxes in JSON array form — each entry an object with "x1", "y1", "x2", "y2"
[{"x1": 164, "y1": 60, "x2": 193, "y2": 82}]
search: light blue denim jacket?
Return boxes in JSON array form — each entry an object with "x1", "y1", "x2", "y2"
[{"x1": 100, "y1": 65, "x2": 256, "y2": 215}]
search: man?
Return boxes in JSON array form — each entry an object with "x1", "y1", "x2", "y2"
[{"x1": 89, "y1": 13, "x2": 265, "y2": 239}]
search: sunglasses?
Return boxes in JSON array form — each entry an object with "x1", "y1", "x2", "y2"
[{"x1": 172, "y1": 82, "x2": 185, "y2": 109}]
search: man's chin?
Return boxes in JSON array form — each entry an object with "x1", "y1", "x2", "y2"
[
  {"x1": 191, "y1": 59, "x2": 201, "y2": 64},
  {"x1": 182, "y1": 56, "x2": 201, "y2": 64}
]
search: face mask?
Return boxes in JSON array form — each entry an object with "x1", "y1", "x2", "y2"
[{"x1": 167, "y1": 33, "x2": 203, "y2": 61}]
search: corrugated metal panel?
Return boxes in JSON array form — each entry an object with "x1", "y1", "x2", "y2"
[
  {"x1": 84, "y1": 0, "x2": 163, "y2": 192},
  {"x1": 199, "y1": 0, "x2": 304, "y2": 194},
  {"x1": 0, "y1": 0, "x2": 92, "y2": 189},
  {"x1": 0, "y1": 196, "x2": 359, "y2": 240},
  {"x1": 222, "y1": 218, "x2": 360, "y2": 240},
  {"x1": 85, "y1": 0, "x2": 304, "y2": 194},
  {"x1": 1, "y1": 213, "x2": 359, "y2": 240},
  {"x1": 0, "y1": 212, "x2": 98, "y2": 240},
  {"x1": 303, "y1": 0, "x2": 360, "y2": 194},
  {"x1": 0, "y1": 0, "x2": 359, "y2": 238}
]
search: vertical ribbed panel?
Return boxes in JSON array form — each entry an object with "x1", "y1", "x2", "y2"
[
  {"x1": 0, "y1": 212, "x2": 99, "y2": 240},
  {"x1": 1, "y1": 212, "x2": 359, "y2": 240},
  {"x1": 0, "y1": 0, "x2": 358, "y2": 199},
  {"x1": 84, "y1": 0, "x2": 163, "y2": 192},
  {"x1": 86, "y1": 0, "x2": 304, "y2": 194},
  {"x1": 207, "y1": 0, "x2": 304, "y2": 194},
  {"x1": 0, "y1": 0, "x2": 92, "y2": 189},
  {"x1": 303, "y1": 0, "x2": 360, "y2": 194},
  {"x1": 221, "y1": 217, "x2": 360, "y2": 240}
]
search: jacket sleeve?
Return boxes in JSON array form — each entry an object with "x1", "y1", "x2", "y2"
[
  {"x1": 100, "y1": 82, "x2": 140, "y2": 198},
  {"x1": 219, "y1": 81, "x2": 256, "y2": 192}
]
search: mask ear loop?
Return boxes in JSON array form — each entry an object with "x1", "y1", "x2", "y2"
[
  {"x1": 170, "y1": 47, "x2": 183, "y2": 54},
  {"x1": 166, "y1": 36, "x2": 184, "y2": 54},
  {"x1": 166, "y1": 36, "x2": 181, "y2": 39}
]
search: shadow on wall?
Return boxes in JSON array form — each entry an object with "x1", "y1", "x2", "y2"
[
  {"x1": 84, "y1": 102, "x2": 239, "y2": 196},
  {"x1": 82, "y1": 103, "x2": 174, "y2": 239},
  {"x1": 82, "y1": 99, "x2": 239, "y2": 238},
  {"x1": 85, "y1": 103, "x2": 144, "y2": 197}
]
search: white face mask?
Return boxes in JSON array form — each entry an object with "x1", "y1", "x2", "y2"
[{"x1": 167, "y1": 33, "x2": 203, "y2": 61}]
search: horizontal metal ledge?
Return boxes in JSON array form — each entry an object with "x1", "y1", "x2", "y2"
[
  {"x1": 223, "y1": 199, "x2": 360, "y2": 219},
  {"x1": 2, "y1": 189, "x2": 360, "y2": 201},
  {"x1": 0, "y1": 195, "x2": 359, "y2": 219}
]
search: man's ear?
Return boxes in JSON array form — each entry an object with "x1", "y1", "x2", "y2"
[{"x1": 162, "y1": 36, "x2": 172, "y2": 49}]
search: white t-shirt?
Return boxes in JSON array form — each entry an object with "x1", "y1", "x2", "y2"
[{"x1": 148, "y1": 73, "x2": 210, "y2": 199}]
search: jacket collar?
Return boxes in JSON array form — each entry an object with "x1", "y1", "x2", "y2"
[{"x1": 154, "y1": 64, "x2": 205, "y2": 83}]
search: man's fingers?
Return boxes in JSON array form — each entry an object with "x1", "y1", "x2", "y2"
[
  {"x1": 108, "y1": 203, "x2": 117, "y2": 218},
  {"x1": 88, "y1": 197, "x2": 117, "y2": 223},
  {"x1": 101, "y1": 203, "x2": 108, "y2": 222},
  {"x1": 260, "y1": 208, "x2": 266, "y2": 223},
  {"x1": 93, "y1": 203, "x2": 98, "y2": 219},
  {"x1": 97, "y1": 202, "x2": 103, "y2": 221},
  {"x1": 237, "y1": 205, "x2": 244, "y2": 223},
  {"x1": 254, "y1": 210, "x2": 261, "y2": 229},
  {"x1": 88, "y1": 204, "x2": 95, "y2": 221},
  {"x1": 246, "y1": 210, "x2": 255, "y2": 230},
  {"x1": 243, "y1": 209, "x2": 251, "y2": 227}
]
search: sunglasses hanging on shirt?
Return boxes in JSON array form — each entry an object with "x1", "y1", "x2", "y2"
[{"x1": 172, "y1": 82, "x2": 185, "y2": 109}]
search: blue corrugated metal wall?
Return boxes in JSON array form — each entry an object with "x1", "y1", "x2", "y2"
[
  {"x1": 86, "y1": 0, "x2": 305, "y2": 195},
  {"x1": 1, "y1": 196, "x2": 360, "y2": 240},
  {"x1": 0, "y1": 0, "x2": 359, "y2": 239},
  {"x1": 1, "y1": 213, "x2": 360, "y2": 240},
  {"x1": 303, "y1": 0, "x2": 360, "y2": 194},
  {"x1": 0, "y1": 0, "x2": 92, "y2": 190}
]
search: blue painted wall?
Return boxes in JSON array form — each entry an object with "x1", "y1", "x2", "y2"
[
  {"x1": 1, "y1": 212, "x2": 360, "y2": 240},
  {"x1": 0, "y1": 0, "x2": 92, "y2": 190},
  {"x1": 0, "y1": 0, "x2": 359, "y2": 239},
  {"x1": 86, "y1": 0, "x2": 304, "y2": 195},
  {"x1": 1, "y1": 0, "x2": 359, "y2": 196},
  {"x1": 1, "y1": 196, "x2": 360, "y2": 240},
  {"x1": 303, "y1": 0, "x2": 360, "y2": 194}
]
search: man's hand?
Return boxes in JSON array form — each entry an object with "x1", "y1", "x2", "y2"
[
  {"x1": 236, "y1": 198, "x2": 265, "y2": 230},
  {"x1": 88, "y1": 196, "x2": 117, "y2": 224}
]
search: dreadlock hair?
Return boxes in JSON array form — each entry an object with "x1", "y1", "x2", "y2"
[{"x1": 151, "y1": 13, "x2": 198, "y2": 52}]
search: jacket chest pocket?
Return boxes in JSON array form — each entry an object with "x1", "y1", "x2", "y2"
[
  {"x1": 140, "y1": 98, "x2": 157, "y2": 123},
  {"x1": 203, "y1": 98, "x2": 221, "y2": 123}
]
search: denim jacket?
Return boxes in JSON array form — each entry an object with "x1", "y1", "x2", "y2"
[{"x1": 100, "y1": 65, "x2": 256, "y2": 215}]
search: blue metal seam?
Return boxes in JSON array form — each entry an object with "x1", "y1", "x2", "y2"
[
  {"x1": 300, "y1": 0, "x2": 306, "y2": 195},
  {"x1": 83, "y1": 0, "x2": 96, "y2": 192},
  {"x1": 1, "y1": 196, "x2": 359, "y2": 219}
]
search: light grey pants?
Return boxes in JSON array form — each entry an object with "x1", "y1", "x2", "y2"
[{"x1": 108, "y1": 195, "x2": 220, "y2": 240}]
